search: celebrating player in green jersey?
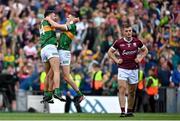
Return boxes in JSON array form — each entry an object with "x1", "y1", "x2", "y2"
[
  {"x1": 40, "y1": 10, "x2": 69, "y2": 103},
  {"x1": 44, "y1": 14, "x2": 84, "y2": 105}
]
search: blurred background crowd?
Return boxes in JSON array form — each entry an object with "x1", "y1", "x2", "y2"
[{"x1": 0, "y1": 0, "x2": 179, "y2": 112}]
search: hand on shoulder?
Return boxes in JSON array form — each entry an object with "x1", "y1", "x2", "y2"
[{"x1": 44, "y1": 16, "x2": 51, "y2": 21}]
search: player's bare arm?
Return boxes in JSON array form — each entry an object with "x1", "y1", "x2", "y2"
[
  {"x1": 135, "y1": 45, "x2": 148, "y2": 63},
  {"x1": 44, "y1": 16, "x2": 68, "y2": 31},
  {"x1": 66, "y1": 14, "x2": 80, "y2": 24},
  {"x1": 108, "y1": 48, "x2": 123, "y2": 64}
]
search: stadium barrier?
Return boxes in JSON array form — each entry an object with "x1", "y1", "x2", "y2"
[
  {"x1": 0, "y1": 94, "x2": 3, "y2": 108},
  {"x1": 177, "y1": 88, "x2": 180, "y2": 113},
  {"x1": 166, "y1": 88, "x2": 177, "y2": 113},
  {"x1": 158, "y1": 87, "x2": 180, "y2": 113},
  {"x1": 49, "y1": 96, "x2": 123, "y2": 113},
  {"x1": 22, "y1": 95, "x2": 123, "y2": 113},
  {"x1": 16, "y1": 90, "x2": 30, "y2": 112},
  {"x1": 15, "y1": 87, "x2": 180, "y2": 113},
  {"x1": 156, "y1": 87, "x2": 166, "y2": 112}
]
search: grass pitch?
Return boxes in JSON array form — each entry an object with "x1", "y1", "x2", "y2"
[{"x1": 0, "y1": 112, "x2": 179, "y2": 120}]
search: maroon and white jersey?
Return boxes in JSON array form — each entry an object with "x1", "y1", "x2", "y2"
[{"x1": 111, "y1": 37, "x2": 144, "y2": 69}]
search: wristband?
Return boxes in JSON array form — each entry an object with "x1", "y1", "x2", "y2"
[{"x1": 65, "y1": 25, "x2": 68, "y2": 31}]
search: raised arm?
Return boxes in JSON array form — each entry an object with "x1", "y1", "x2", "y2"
[{"x1": 44, "y1": 16, "x2": 68, "y2": 31}]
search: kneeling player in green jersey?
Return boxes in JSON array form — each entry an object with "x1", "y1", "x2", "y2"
[
  {"x1": 44, "y1": 15, "x2": 84, "y2": 105},
  {"x1": 40, "y1": 10, "x2": 69, "y2": 103}
]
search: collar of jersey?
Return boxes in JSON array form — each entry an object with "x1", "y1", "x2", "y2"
[{"x1": 123, "y1": 37, "x2": 132, "y2": 43}]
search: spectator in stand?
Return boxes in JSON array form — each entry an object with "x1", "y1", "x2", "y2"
[
  {"x1": 3, "y1": 48, "x2": 15, "y2": 69},
  {"x1": 19, "y1": 58, "x2": 39, "y2": 91},
  {"x1": 100, "y1": 34, "x2": 114, "y2": 55},
  {"x1": 157, "y1": 57, "x2": 172, "y2": 87},
  {"x1": 105, "y1": 74, "x2": 118, "y2": 96},
  {"x1": 0, "y1": 64, "x2": 18, "y2": 111},
  {"x1": 15, "y1": 48, "x2": 26, "y2": 70},
  {"x1": 170, "y1": 62, "x2": 180, "y2": 88},
  {"x1": 23, "y1": 40, "x2": 37, "y2": 58}
]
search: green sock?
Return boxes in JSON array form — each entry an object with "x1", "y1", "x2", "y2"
[
  {"x1": 54, "y1": 88, "x2": 61, "y2": 95},
  {"x1": 76, "y1": 90, "x2": 83, "y2": 96},
  {"x1": 44, "y1": 91, "x2": 53, "y2": 97}
]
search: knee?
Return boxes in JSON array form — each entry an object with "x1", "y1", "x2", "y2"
[
  {"x1": 119, "y1": 84, "x2": 126, "y2": 89},
  {"x1": 119, "y1": 86, "x2": 126, "y2": 93},
  {"x1": 46, "y1": 74, "x2": 53, "y2": 81},
  {"x1": 53, "y1": 70, "x2": 60, "y2": 74},
  {"x1": 129, "y1": 91, "x2": 135, "y2": 97}
]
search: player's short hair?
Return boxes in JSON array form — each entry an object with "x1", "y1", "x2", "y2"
[
  {"x1": 44, "y1": 9, "x2": 56, "y2": 17},
  {"x1": 122, "y1": 23, "x2": 131, "y2": 29}
]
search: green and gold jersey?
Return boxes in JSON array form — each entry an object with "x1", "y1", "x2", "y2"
[
  {"x1": 39, "y1": 20, "x2": 57, "y2": 48},
  {"x1": 58, "y1": 24, "x2": 76, "y2": 50}
]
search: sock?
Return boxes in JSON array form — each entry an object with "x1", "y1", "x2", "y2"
[
  {"x1": 121, "y1": 107, "x2": 125, "y2": 113},
  {"x1": 54, "y1": 88, "x2": 61, "y2": 95},
  {"x1": 76, "y1": 90, "x2": 83, "y2": 96},
  {"x1": 44, "y1": 91, "x2": 52, "y2": 97}
]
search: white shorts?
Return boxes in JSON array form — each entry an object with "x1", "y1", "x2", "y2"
[
  {"x1": 118, "y1": 68, "x2": 138, "y2": 84},
  {"x1": 40, "y1": 44, "x2": 59, "y2": 63},
  {"x1": 59, "y1": 50, "x2": 71, "y2": 66}
]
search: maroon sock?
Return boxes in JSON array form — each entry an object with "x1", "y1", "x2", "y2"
[
  {"x1": 121, "y1": 107, "x2": 125, "y2": 113},
  {"x1": 128, "y1": 109, "x2": 133, "y2": 113}
]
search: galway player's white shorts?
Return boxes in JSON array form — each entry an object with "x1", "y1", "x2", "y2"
[
  {"x1": 118, "y1": 68, "x2": 138, "y2": 84},
  {"x1": 59, "y1": 50, "x2": 71, "y2": 66},
  {"x1": 40, "y1": 44, "x2": 59, "y2": 63}
]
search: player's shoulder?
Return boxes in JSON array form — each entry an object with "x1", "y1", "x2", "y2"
[
  {"x1": 42, "y1": 20, "x2": 50, "y2": 26},
  {"x1": 114, "y1": 38, "x2": 124, "y2": 43},
  {"x1": 119, "y1": 38, "x2": 125, "y2": 41},
  {"x1": 132, "y1": 37, "x2": 142, "y2": 43}
]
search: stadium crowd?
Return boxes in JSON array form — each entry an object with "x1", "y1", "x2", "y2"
[{"x1": 0, "y1": 0, "x2": 179, "y2": 111}]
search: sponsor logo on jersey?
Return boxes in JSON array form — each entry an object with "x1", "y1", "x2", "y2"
[
  {"x1": 122, "y1": 50, "x2": 137, "y2": 55},
  {"x1": 127, "y1": 43, "x2": 131, "y2": 47}
]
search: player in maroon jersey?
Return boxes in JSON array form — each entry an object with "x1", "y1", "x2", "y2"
[{"x1": 108, "y1": 23, "x2": 148, "y2": 117}]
